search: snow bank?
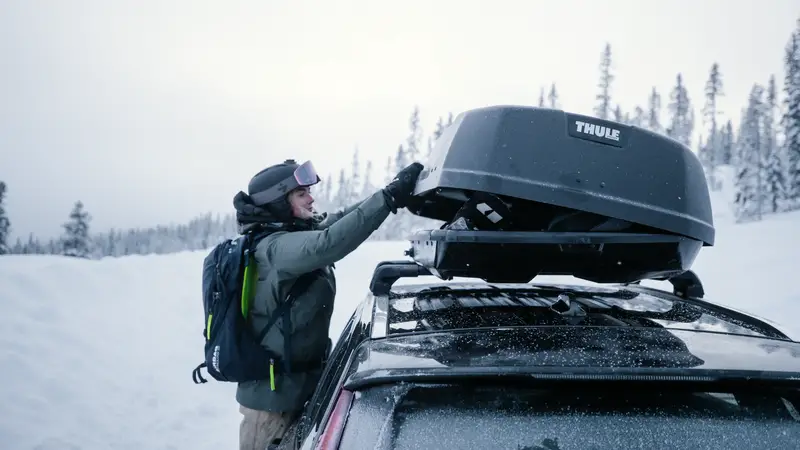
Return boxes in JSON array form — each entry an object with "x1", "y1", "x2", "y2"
[{"x1": 0, "y1": 206, "x2": 798, "y2": 449}]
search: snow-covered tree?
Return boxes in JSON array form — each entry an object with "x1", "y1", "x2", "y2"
[
  {"x1": 763, "y1": 74, "x2": 787, "y2": 213},
  {"x1": 666, "y1": 73, "x2": 695, "y2": 148},
  {"x1": 594, "y1": 43, "x2": 614, "y2": 119},
  {"x1": 61, "y1": 200, "x2": 92, "y2": 258},
  {"x1": 349, "y1": 146, "x2": 362, "y2": 204},
  {"x1": 628, "y1": 106, "x2": 645, "y2": 128},
  {"x1": 733, "y1": 85, "x2": 765, "y2": 221},
  {"x1": 548, "y1": 83, "x2": 560, "y2": 109},
  {"x1": 720, "y1": 120, "x2": 735, "y2": 165},
  {"x1": 384, "y1": 155, "x2": 394, "y2": 186},
  {"x1": 361, "y1": 159, "x2": 375, "y2": 200},
  {"x1": 317, "y1": 173, "x2": 334, "y2": 211},
  {"x1": 646, "y1": 87, "x2": 663, "y2": 134},
  {"x1": 405, "y1": 106, "x2": 423, "y2": 164},
  {"x1": 701, "y1": 63, "x2": 724, "y2": 190},
  {"x1": 427, "y1": 112, "x2": 456, "y2": 159},
  {"x1": 613, "y1": 105, "x2": 623, "y2": 122},
  {"x1": 782, "y1": 19, "x2": 800, "y2": 208},
  {"x1": 538, "y1": 87, "x2": 546, "y2": 107},
  {"x1": 332, "y1": 168, "x2": 348, "y2": 210},
  {"x1": 0, "y1": 181, "x2": 10, "y2": 255}
]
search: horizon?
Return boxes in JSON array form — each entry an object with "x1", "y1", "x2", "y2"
[{"x1": 2, "y1": 0, "x2": 799, "y2": 241}]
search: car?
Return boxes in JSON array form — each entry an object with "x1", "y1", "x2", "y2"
[
  {"x1": 278, "y1": 265, "x2": 800, "y2": 450},
  {"x1": 276, "y1": 106, "x2": 800, "y2": 449}
]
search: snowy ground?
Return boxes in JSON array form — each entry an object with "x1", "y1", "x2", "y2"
[{"x1": 1, "y1": 197, "x2": 799, "y2": 449}]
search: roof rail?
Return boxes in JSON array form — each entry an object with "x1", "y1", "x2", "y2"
[
  {"x1": 368, "y1": 259, "x2": 706, "y2": 300},
  {"x1": 369, "y1": 260, "x2": 432, "y2": 296},
  {"x1": 667, "y1": 270, "x2": 705, "y2": 299}
]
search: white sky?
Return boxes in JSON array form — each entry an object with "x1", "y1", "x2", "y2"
[{"x1": 1, "y1": 0, "x2": 799, "y2": 240}]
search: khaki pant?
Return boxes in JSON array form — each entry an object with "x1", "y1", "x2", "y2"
[{"x1": 239, "y1": 405, "x2": 296, "y2": 450}]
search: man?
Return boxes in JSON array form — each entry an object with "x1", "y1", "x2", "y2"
[{"x1": 231, "y1": 158, "x2": 424, "y2": 450}]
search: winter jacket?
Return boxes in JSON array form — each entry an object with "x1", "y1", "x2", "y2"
[{"x1": 235, "y1": 189, "x2": 391, "y2": 412}]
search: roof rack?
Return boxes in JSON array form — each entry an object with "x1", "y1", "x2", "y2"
[
  {"x1": 406, "y1": 229, "x2": 703, "y2": 286},
  {"x1": 368, "y1": 259, "x2": 705, "y2": 299}
]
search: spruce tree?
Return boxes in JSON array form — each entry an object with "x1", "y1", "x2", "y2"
[
  {"x1": 0, "y1": 181, "x2": 10, "y2": 255},
  {"x1": 733, "y1": 85, "x2": 765, "y2": 221},
  {"x1": 62, "y1": 200, "x2": 92, "y2": 258},
  {"x1": 702, "y1": 63, "x2": 724, "y2": 190},
  {"x1": 594, "y1": 43, "x2": 614, "y2": 120},
  {"x1": 646, "y1": 87, "x2": 663, "y2": 134},
  {"x1": 666, "y1": 73, "x2": 695, "y2": 148},
  {"x1": 782, "y1": 19, "x2": 800, "y2": 208},
  {"x1": 763, "y1": 75, "x2": 787, "y2": 213}
]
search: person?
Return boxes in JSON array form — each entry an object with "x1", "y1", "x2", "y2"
[{"x1": 230, "y1": 158, "x2": 424, "y2": 450}]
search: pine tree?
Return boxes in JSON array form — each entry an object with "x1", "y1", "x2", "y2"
[
  {"x1": 630, "y1": 106, "x2": 646, "y2": 128},
  {"x1": 763, "y1": 74, "x2": 787, "y2": 213},
  {"x1": 733, "y1": 85, "x2": 765, "y2": 222},
  {"x1": 721, "y1": 120, "x2": 735, "y2": 165},
  {"x1": 428, "y1": 116, "x2": 444, "y2": 157},
  {"x1": 361, "y1": 159, "x2": 375, "y2": 200},
  {"x1": 548, "y1": 83, "x2": 560, "y2": 109},
  {"x1": 666, "y1": 73, "x2": 695, "y2": 148},
  {"x1": 25, "y1": 233, "x2": 41, "y2": 254},
  {"x1": 384, "y1": 155, "x2": 394, "y2": 185},
  {"x1": 349, "y1": 146, "x2": 362, "y2": 204},
  {"x1": 646, "y1": 87, "x2": 663, "y2": 134},
  {"x1": 405, "y1": 106, "x2": 423, "y2": 164},
  {"x1": 538, "y1": 87, "x2": 546, "y2": 107},
  {"x1": 11, "y1": 237, "x2": 24, "y2": 254},
  {"x1": 613, "y1": 105, "x2": 623, "y2": 122},
  {"x1": 393, "y1": 144, "x2": 407, "y2": 174},
  {"x1": 701, "y1": 63, "x2": 724, "y2": 190},
  {"x1": 321, "y1": 174, "x2": 333, "y2": 208},
  {"x1": 782, "y1": 19, "x2": 800, "y2": 208},
  {"x1": 62, "y1": 200, "x2": 92, "y2": 258},
  {"x1": 333, "y1": 169, "x2": 348, "y2": 210},
  {"x1": 0, "y1": 181, "x2": 10, "y2": 255},
  {"x1": 594, "y1": 43, "x2": 614, "y2": 119}
]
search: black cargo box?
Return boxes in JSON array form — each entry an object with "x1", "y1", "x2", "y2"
[{"x1": 406, "y1": 105, "x2": 714, "y2": 285}]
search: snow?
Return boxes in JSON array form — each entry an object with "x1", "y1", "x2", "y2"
[{"x1": 1, "y1": 197, "x2": 799, "y2": 449}]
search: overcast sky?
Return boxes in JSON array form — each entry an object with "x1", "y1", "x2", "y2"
[{"x1": 1, "y1": 0, "x2": 798, "y2": 240}]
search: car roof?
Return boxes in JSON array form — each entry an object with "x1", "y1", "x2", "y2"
[
  {"x1": 374, "y1": 280, "x2": 792, "y2": 341},
  {"x1": 340, "y1": 279, "x2": 800, "y2": 390}
]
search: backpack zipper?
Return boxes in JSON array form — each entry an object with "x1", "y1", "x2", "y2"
[{"x1": 269, "y1": 358, "x2": 276, "y2": 391}]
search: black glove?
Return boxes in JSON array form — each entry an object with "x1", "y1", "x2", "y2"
[{"x1": 383, "y1": 162, "x2": 424, "y2": 212}]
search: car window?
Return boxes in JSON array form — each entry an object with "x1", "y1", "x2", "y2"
[{"x1": 338, "y1": 382, "x2": 800, "y2": 450}]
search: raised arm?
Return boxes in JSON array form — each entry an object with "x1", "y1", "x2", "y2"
[
  {"x1": 261, "y1": 161, "x2": 424, "y2": 277},
  {"x1": 315, "y1": 199, "x2": 366, "y2": 229},
  {"x1": 264, "y1": 190, "x2": 391, "y2": 276}
]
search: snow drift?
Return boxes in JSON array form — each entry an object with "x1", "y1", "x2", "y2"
[{"x1": 0, "y1": 206, "x2": 798, "y2": 449}]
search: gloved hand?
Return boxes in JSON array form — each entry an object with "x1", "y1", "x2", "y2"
[{"x1": 383, "y1": 162, "x2": 424, "y2": 212}]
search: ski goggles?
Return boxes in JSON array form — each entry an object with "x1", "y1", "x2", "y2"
[{"x1": 250, "y1": 160, "x2": 321, "y2": 206}]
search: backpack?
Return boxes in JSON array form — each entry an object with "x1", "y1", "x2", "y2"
[{"x1": 191, "y1": 231, "x2": 312, "y2": 386}]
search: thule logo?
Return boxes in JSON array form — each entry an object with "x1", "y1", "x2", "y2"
[
  {"x1": 565, "y1": 113, "x2": 628, "y2": 148},
  {"x1": 575, "y1": 121, "x2": 620, "y2": 142}
]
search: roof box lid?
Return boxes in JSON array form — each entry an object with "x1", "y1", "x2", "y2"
[{"x1": 411, "y1": 105, "x2": 715, "y2": 246}]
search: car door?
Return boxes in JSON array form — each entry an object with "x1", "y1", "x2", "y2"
[{"x1": 284, "y1": 313, "x2": 357, "y2": 449}]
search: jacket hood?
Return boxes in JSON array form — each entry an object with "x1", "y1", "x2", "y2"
[{"x1": 233, "y1": 190, "x2": 324, "y2": 234}]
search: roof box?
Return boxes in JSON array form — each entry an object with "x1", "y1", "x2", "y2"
[{"x1": 406, "y1": 105, "x2": 714, "y2": 285}]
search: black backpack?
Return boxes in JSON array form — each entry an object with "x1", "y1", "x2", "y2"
[{"x1": 191, "y1": 231, "x2": 311, "y2": 386}]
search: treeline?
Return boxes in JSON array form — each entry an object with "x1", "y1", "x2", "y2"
[{"x1": 1, "y1": 18, "x2": 799, "y2": 258}]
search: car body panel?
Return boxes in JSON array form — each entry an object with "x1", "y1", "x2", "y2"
[
  {"x1": 343, "y1": 327, "x2": 800, "y2": 389},
  {"x1": 285, "y1": 280, "x2": 800, "y2": 450}
]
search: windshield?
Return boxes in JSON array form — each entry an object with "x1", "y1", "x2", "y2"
[{"x1": 338, "y1": 382, "x2": 800, "y2": 450}]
